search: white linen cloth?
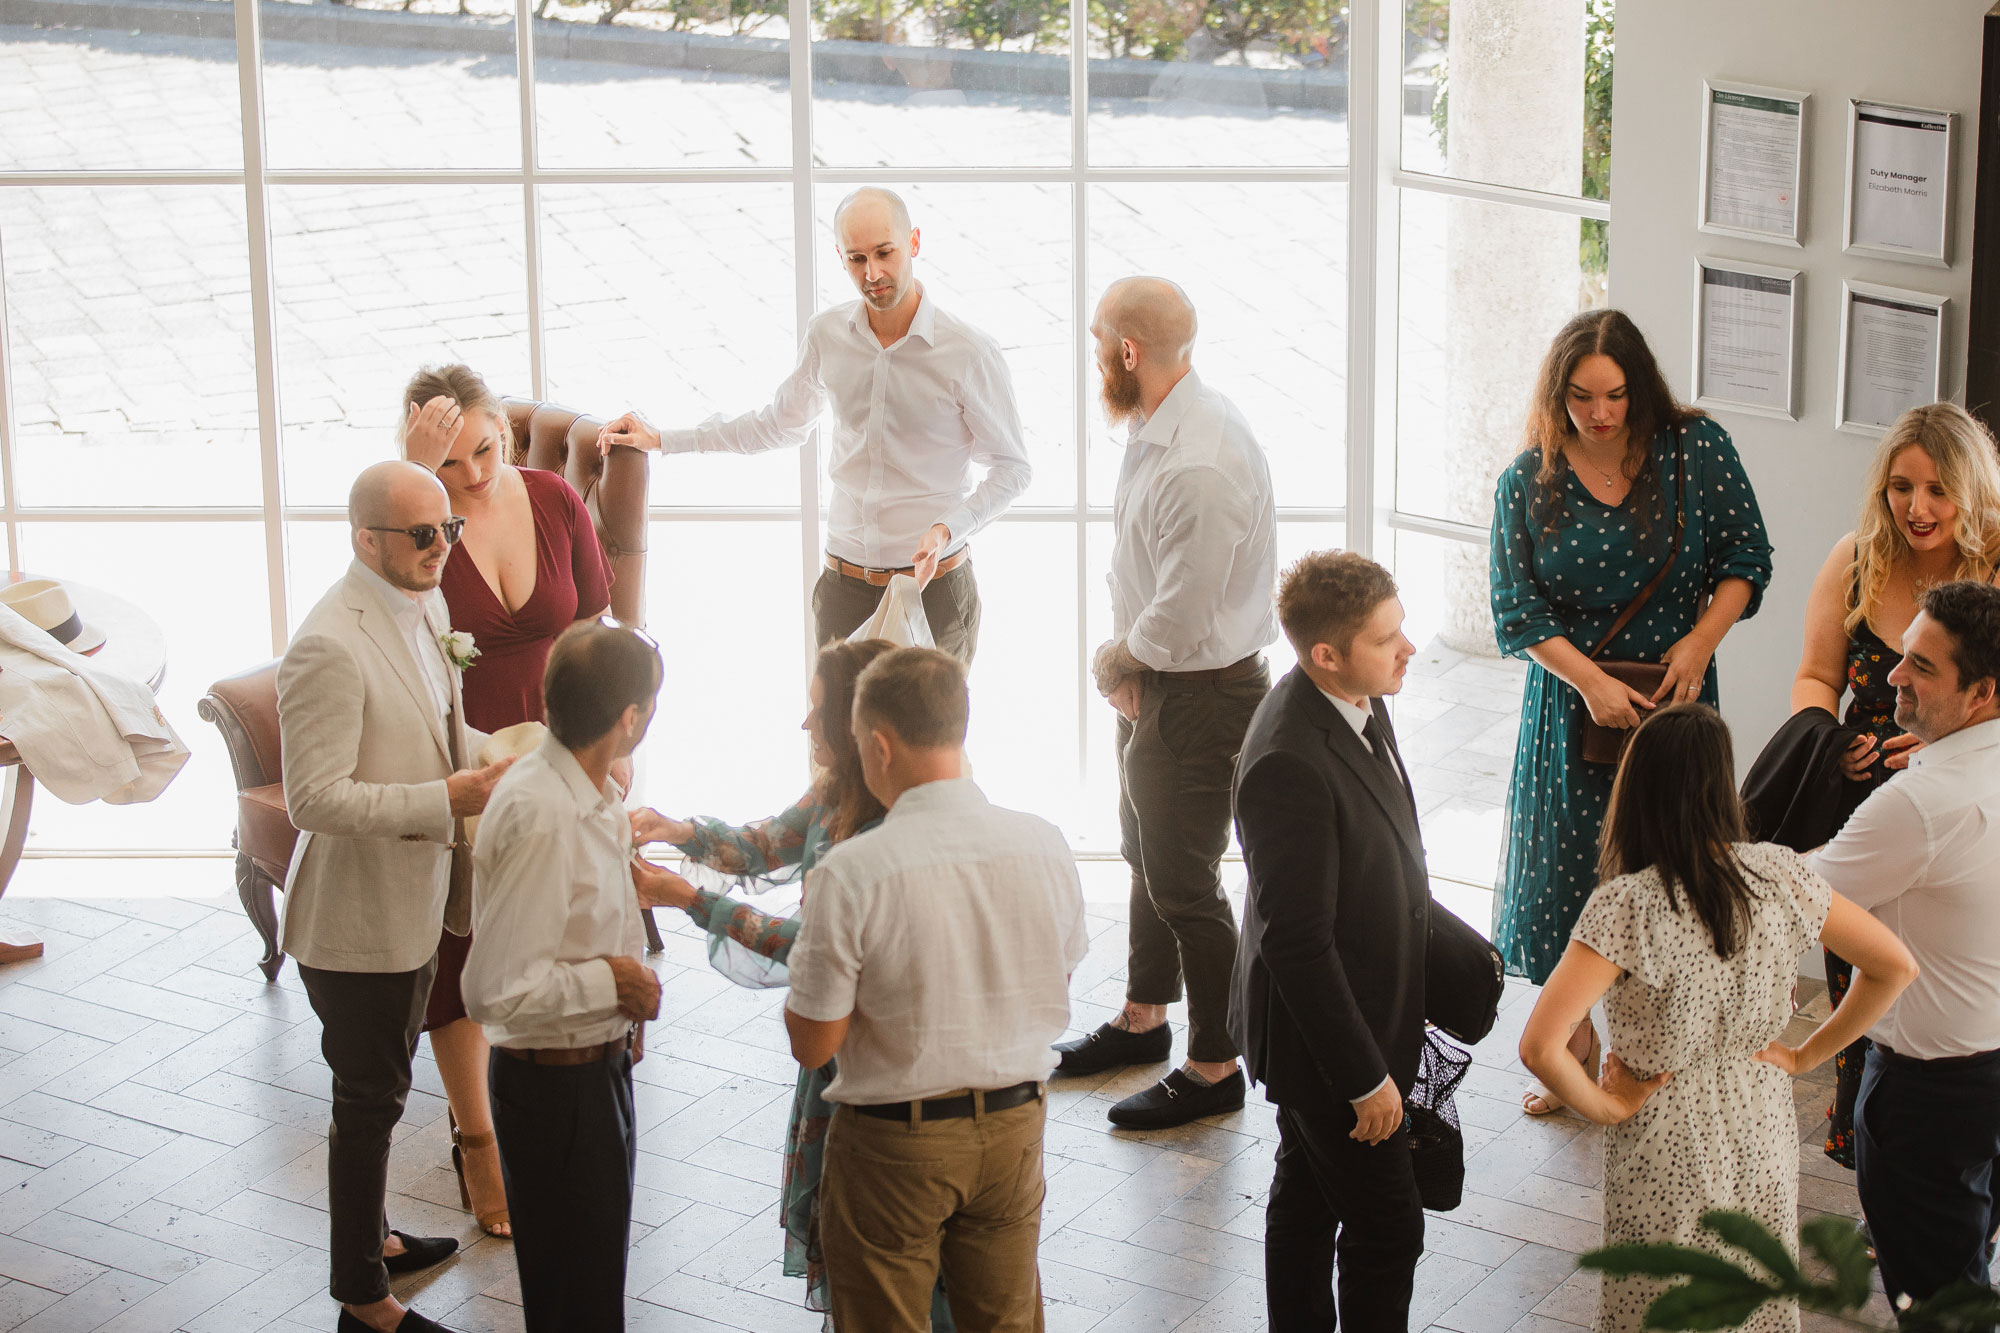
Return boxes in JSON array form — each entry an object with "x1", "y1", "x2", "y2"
[
  {"x1": 660, "y1": 294, "x2": 1032, "y2": 568},
  {"x1": 1109, "y1": 370, "x2": 1278, "y2": 672},
  {"x1": 0, "y1": 602, "x2": 186, "y2": 805},
  {"x1": 463, "y1": 735, "x2": 645, "y2": 1050},
  {"x1": 1808, "y1": 715, "x2": 2000, "y2": 1059},
  {"x1": 786, "y1": 777, "x2": 1089, "y2": 1104}
]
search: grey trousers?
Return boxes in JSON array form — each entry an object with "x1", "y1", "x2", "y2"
[
  {"x1": 1117, "y1": 663, "x2": 1269, "y2": 1064},
  {"x1": 812, "y1": 557, "x2": 981, "y2": 664}
]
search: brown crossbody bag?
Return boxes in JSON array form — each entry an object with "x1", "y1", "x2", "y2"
[{"x1": 1577, "y1": 438, "x2": 1687, "y2": 766}]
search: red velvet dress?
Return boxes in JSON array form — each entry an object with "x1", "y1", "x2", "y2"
[{"x1": 424, "y1": 467, "x2": 612, "y2": 1031}]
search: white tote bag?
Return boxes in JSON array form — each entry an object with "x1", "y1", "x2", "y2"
[{"x1": 848, "y1": 572, "x2": 936, "y2": 650}]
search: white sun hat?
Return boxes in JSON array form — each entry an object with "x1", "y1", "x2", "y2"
[{"x1": 0, "y1": 578, "x2": 106, "y2": 655}]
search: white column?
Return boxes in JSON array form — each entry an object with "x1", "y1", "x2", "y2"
[{"x1": 1437, "y1": 0, "x2": 1585, "y2": 654}]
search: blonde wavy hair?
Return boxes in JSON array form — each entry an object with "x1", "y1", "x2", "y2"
[
  {"x1": 396, "y1": 364, "x2": 514, "y2": 461},
  {"x1": 1847, "y1": 401, "x2": 2000, "y2": 635}
]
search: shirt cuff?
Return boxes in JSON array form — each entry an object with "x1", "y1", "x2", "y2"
[
  {"x1": 580, "y1": 957, "x2": 619, "y2": 1018},
  {"x1": 1349, "y1": 1074, "x2": 1393, "y2": 1108},
  {"x1": 660, "y1": 427, "x2": 701, "y2": 455},
  {"x1": 934, "y1": 508, "x2": 972, "y2": 550},
  {"x1": 1124, "y1": 626, "x2": 1177, "y2": 673}
]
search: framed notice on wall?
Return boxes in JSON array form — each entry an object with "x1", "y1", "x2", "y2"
[
  {"x1": 1691, "y1": 258, "x2": 1800, "y2": 420},
  {"x1": 1837, "y1": 281, "x2": 1948, "y2": 434},
  {"x1": 1843, "y1": 99, "x2": 1956, "y2": 266},
  {"x1": 1699, "y1": 81, "x2": 1809, "y2": 245}
]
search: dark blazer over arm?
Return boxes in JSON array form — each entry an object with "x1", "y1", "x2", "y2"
[{"x1": 1228, "y1": 668, "x2": 1430, "y2": 1109}]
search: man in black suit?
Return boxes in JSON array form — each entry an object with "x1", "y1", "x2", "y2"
[{"x1": 1229, "y1": 549, "x2": 1430, "y2": 1332}]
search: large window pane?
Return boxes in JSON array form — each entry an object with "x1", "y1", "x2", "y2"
[
  {"x1": 286, "y1": 519, "x2": 354, "y2": 639},
  {"x1": 1400, "y1": 0, "x2": 1611, "y2": 201},
  {"x1": 15, "y1": 522, "x2": 272, "y2": 853},
  {"x1": 1395, "y1": 189, "x2": 1601, "y2": 528},
  {"x1": 535, "y1": 18, "x2": 790, "y2": 168},
  {"x1": 814, "y1": 182, "x2": 1075, "y2": 509},
  {"x1": 0, "y1": 4, "x2": 241, "y2": 170},
  {"x1": 1087, "y1": 0, "x2": 1347, "y2": 166},
  {"x1": 1089, "y1": 183, "x2": 1345, "y2": 508},
  {"x1": 261, "y1": 1, "x2": 520, "y2": 169},
  {"x1": 1388, "y1": 526, "x2": 1524, "y2": 893},
  {"x1": 540, "y1": 185, "x2": 801, "y2": 508},
  {"x1": 271, "y1": 185, "x2": 531, "y2": 509},
  {"x1": 811, "y1": 4, "x2": 1071, "y2": 167},
  {"x1": 635, "y1": 520, "x2": 809, "y2": 820},
  {"x1": 1, "y1": 187, "x2": 261, "y2": 508}
]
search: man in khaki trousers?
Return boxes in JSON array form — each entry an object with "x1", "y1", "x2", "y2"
[{"x1": 784, "y1": 648, "x2": 1089, "y2": 1331}]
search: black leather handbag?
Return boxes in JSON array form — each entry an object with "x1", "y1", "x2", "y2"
[{"x1": 1425, "y1": 903, "x2": 1505, "y2": 1045}]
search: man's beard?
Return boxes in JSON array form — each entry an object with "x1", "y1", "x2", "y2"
[{"x1": 1099, "y1": 354, "x2": 1144, "y2": 425}]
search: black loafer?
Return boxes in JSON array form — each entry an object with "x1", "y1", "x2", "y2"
[
  {"x1": 1053, "y1": 1022, "x2": 1172, "y2": 1076},
  {"x1": 1107, "y1": 1068, "x2": 1246, "y2": 1130},
  {"x1": 381, "y1": 1230, "x2": 458, "y2": 1274},
  {"x1": 336, "y1": 1308, "x2": 460, "y2": 1333}
]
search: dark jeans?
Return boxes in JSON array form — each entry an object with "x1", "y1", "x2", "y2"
[
  {"x1": 1117, "y1": 663, "x2": 1268, "y2": 1064},
  {"x1": 297, "y1": 956, "x2": 439, "y2": 1306},
  {"x1": 490, "y1": 1049, "x2": 638, "y2": 1333},
  {"x1": 812, "y1": 557, "x2": 980, "y2": 663},
  {"x1": 1856, "y1": 1043, "x2": 2000, "y2": 1321},
  {"x1": 1266, "y1": 1099, "x2": 1425, "y2": 1332}
]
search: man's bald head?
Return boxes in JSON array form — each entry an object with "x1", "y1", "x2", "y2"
[
  {"x1": 833, "y1": 187, "x2": 913, "y2": 245},
  {"x1": 1095, "y1": 277, "x2": 1198, "y2": 369},
  {"x1": 349, "y1": 460, "x2": 446, "y2": 531}
]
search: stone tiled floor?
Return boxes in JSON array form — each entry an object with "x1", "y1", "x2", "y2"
[{"x1": 0, "y1": 871, "x2": 1889, "y2": 1332}]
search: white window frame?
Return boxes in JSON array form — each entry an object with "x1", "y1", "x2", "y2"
[{"x1": 0, "y1": 0, "x2": 1607, "y2": 855}]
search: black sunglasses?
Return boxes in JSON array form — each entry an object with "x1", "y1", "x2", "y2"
[{"x1": 366, "y1": 516, "x2": 466, "y2": 551}]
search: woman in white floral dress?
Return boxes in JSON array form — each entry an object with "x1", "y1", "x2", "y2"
[{"x1": 1519, "y1": 704, "x2": 1916, "y2": 1333}]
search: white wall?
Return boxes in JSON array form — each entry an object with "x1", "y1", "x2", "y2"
[{"x1": 1610, "y1": 0, "x2": 1989, "y2": 766}]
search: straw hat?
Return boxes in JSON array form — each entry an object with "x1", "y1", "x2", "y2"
[
  {"x1": 0, "y1": 578, "x2": 106, "y2": 655},
  {"x1": 464, "y1": 721, "x2": 547, "y2": 845}
]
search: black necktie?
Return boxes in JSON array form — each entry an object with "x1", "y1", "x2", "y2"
[{"x1": 1362, "y1": 714, "x2": 1403, "y2": 791}]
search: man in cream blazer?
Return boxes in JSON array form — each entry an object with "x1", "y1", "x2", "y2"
[{"x1": 280, "y1": 460, "x2": 513, "y2": 1333}]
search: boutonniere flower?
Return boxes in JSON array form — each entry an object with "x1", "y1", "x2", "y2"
[{"x1": 440, "y1": 630, "x2": 479, "y2": 672}]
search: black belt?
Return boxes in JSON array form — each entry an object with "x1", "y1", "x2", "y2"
[{"x1": 854, "y1": 1080, "x2": 1043, "y2": 1122}]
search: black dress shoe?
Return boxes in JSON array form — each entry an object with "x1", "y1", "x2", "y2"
[
  {"x1": 1107, "y1": 1068, "x2": 1246, "y2": 1130},
  {"x1": 1053, "y1": 1021, "x2": 1172, "y2": 1076},
  {"x1": 381, "y1": 1230, "x2": 458, "y2": 1274},
  {"x1": 336, "y1": 1308, "x2": 460, "y2": 1333}
]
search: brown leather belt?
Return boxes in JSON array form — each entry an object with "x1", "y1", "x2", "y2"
[
  {"x1": 825, "y1": 549, "x2": 968, "y2": 587},
  {"x1": 498, "y1": 1029, "x2": 633, "y2": 1066},
  {"x1": 854, "y1": 1080, "x2": 1043, "y2": 1122},
  {"x1": 1157, "y1": 654, "x2": 1264, "y2": 685}
]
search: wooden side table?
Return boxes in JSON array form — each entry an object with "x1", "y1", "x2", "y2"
[{"x1": 0, "y1": 574, "x2": 169, "y2": 963}]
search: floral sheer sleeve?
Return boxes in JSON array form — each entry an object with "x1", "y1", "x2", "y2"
[{"x1": 671, "y1": 790, "x2": 818, "y2": 878}]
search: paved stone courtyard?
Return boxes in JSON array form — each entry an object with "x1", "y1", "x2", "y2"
[{"x1": 0, "y1": 872, "x2": 1887, "y2": 1333}]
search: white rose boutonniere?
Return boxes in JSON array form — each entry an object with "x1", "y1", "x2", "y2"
[{"x1": 440, "y1": 630, "x2": 480, "y2": 672}]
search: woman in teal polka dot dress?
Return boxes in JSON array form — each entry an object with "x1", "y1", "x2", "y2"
[{"x1": 1489, "y1": 310, "x2": 1772, "y2": 1115}]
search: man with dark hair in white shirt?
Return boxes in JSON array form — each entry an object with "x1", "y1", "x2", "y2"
[
  {"x1": 1809, "y1": 578, "x2": 2000, "y2": 1318},
  {"x1": 462, "y1": 621, "x2": 665, "y2": 1333},
  {"x1": 594, "y1": 187, "x2": 1031, "y2": 662},
  {"x1": 783, "y1": 647, "x2": 1088, "y2": 1332},
  {"x1": 1055, "y1": 276, "x2": 1277, "y2": 1132}
]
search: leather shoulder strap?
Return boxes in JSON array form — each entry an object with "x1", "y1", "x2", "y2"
[{"x1": 1589, "y1": 434, "x2": 1689, "y2": 661}]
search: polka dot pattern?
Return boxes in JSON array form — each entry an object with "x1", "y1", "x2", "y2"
[{"x1": 1486, "y1": 418, "x2": 1774, "y2": 984}]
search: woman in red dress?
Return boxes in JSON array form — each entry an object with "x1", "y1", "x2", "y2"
[{"x1": 401, "y1": 365, "x2": 612, "y2": 1238}]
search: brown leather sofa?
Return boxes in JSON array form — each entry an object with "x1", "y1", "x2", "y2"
[{"x1": 201, "y1": 399, "x2": 658, "y2": 980}]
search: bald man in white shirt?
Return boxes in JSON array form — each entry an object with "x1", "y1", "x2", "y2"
[{"x1": 597, "y1": 188, "x2": 1030, "y2": 662}]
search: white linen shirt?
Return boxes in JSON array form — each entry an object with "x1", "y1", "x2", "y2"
[
  {"x1": 785, "y1": 778, "x2": 1089, "y2": 1104},
  {"x1": 353, "y1": 559, "x2": 451, "y2": 723},
  {"x1": 661, "y1": 293, "x2": 1032, "y2": 569},
  {"x1": 1109, "y1": 370, "x2": 1278, "y2": 672},
  {"x1": 462, "y1": 736, "x2": 646, "y2": 1050},
  {"x1": 1808, "y1": 716, "x2": 2000, "y2": 1059}
]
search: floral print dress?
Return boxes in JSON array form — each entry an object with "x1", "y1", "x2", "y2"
[{"x1": 1489, "y1": 416, "x2": 1773, "y2": 984}]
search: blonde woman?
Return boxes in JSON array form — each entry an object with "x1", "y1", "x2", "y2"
[{"x1": 1789, "y1": 399, "x2": 2000, "y2": 1166}]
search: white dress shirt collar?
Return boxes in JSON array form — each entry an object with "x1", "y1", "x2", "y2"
[
  {"x1": 541, "y1": 733, "x2": 624, "y2": 817},
  {"x1": 1908, "y1": 715, "x2": 2000, "y2": 769},
  {"x1": 881, "y1": 774, "x2": 983, "y2": 821},
  {"x1": 1128, "y1": 369, "x2": 1204, "y2": 451},
  {"x1": 846, "y1": 288, "x2": 938, "y2": 348},
  {"x1": 350, "y1": 558, "x2": 450, "y2": 721},
  {"x1": 353, "y1": 557, "x2": 426, "y2": 630},
  {"x1": 1318, "y1": 689, "x2": 1374, "y2": 739}
]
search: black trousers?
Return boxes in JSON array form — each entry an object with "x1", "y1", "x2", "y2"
[
  {"x1": 297, "y1": 956, "x2": 438, "y2": 1306},
  {"x1": 1856, "y1": 1043, "x2": 2000, "y2": 1318},
  {"x1": 490, "y1": 1048, "x2": 638, "y2": 1333},
  {"x1": 1265, "y1": 1099, "x2": 1425, "y2": 1332},
  {"x1": 1117, "y1": 664, "x2": 1268, "y2": 1064},
  {"x1": 811, "y1": 557, "x2": 980, "y2": 663}
]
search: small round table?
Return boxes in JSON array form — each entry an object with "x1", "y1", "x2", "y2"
[{"x1": 0, "y1": 574, "x2": 169, "y2": 963}]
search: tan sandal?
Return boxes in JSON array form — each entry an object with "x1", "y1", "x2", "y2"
[
  {"x1": 1522, "y1": 1024, "x2": 1602, "y2": 1118},
  {"x1": 450, "y1": 1110, "x2": 512, "y2": 1238}
]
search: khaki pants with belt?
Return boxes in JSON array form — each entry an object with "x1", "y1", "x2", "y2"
[{"x1": 819, "y1": 1094, "x2": 1047, "y2": 1332}]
